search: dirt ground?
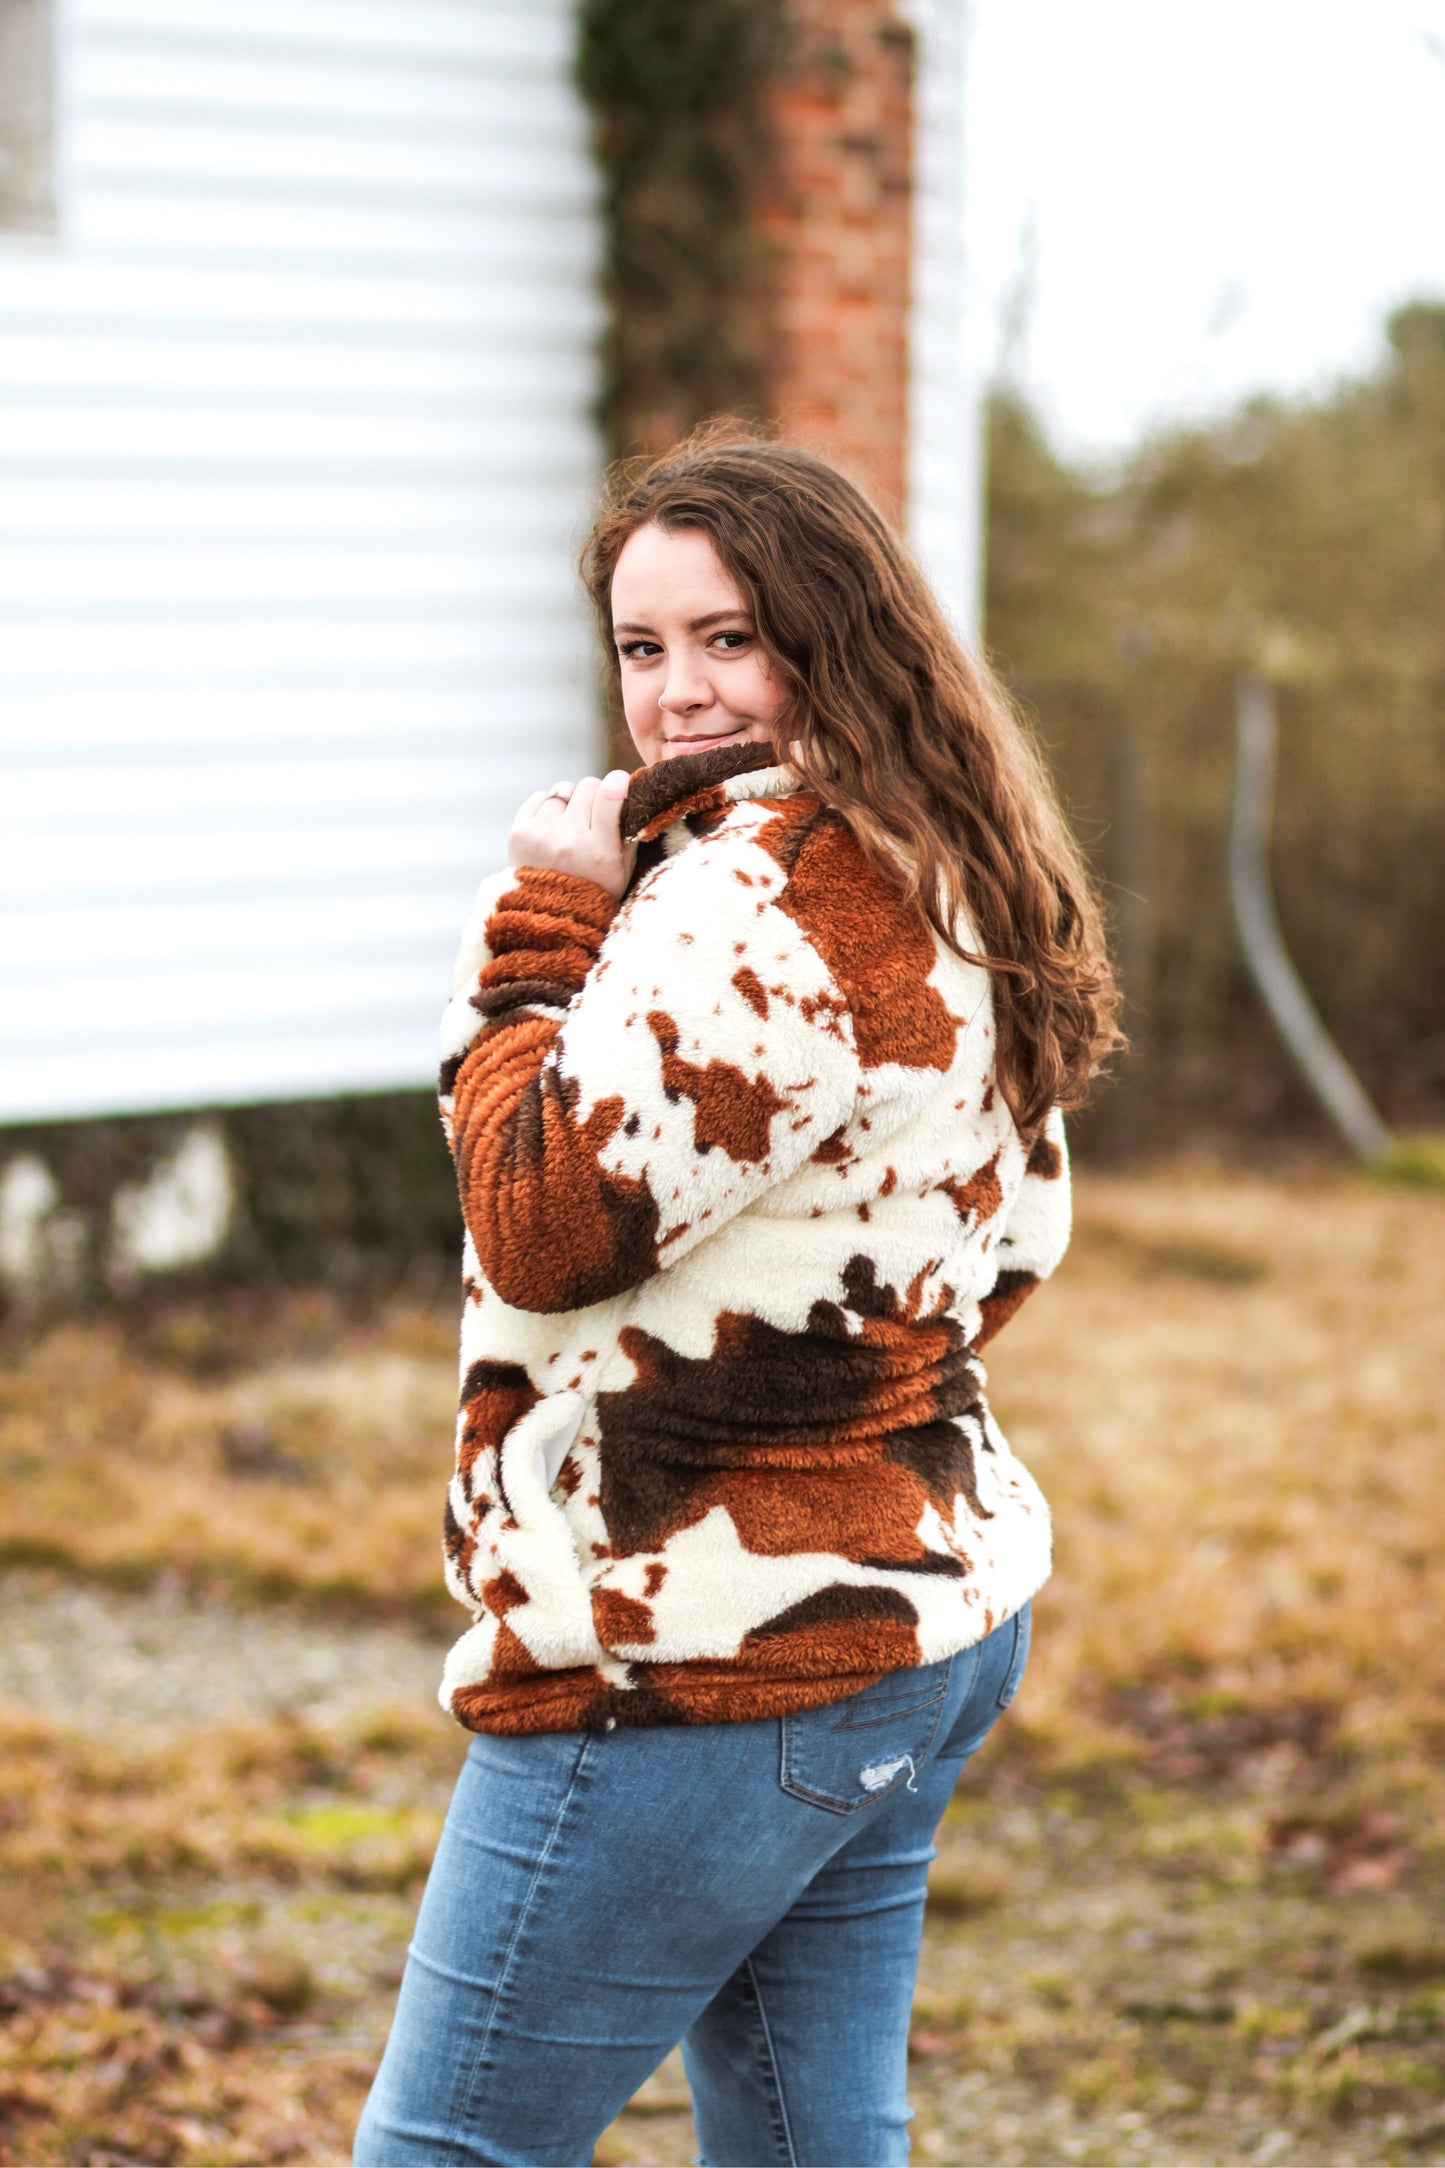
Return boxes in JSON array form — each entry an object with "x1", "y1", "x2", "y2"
[{"x1": 1, "y1": 1162, "x2": 1441, "y2": 2166}]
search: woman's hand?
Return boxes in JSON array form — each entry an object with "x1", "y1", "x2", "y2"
[{"x1": 506, "y1": 770, "x2": 636, "y2": 901}]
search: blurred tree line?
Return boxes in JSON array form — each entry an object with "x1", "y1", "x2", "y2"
[{"x1": 989, "y1": 301, "x2": 1445, "y2": 1149}]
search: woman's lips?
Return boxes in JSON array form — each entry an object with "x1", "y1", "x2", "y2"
[{"x1": 663, "y1": 727, "x2": 745, "y2": 757}]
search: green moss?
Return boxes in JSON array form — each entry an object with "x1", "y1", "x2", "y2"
[
  {"x1": 1, "y1": 1092, "x2": 460, "y2": 1309},
  {"x1": 577, "y1": 0, "x2": 789, "y2": 454},
  {"x1": 223, "y1": 1092, "x2": 460, "y2": 1285}
]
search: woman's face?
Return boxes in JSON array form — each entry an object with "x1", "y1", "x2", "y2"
[{"x1": 610, "y1": 522, "x2": 789, "y2": 766}]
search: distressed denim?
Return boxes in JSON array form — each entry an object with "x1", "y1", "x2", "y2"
[{"x1": 352, "y1": 1602, "x2": 1031, "y2": 2168}]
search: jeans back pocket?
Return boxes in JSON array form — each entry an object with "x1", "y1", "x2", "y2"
[{"x1": 779, "y1": 1657, "x2": 952, "y2": 1815}]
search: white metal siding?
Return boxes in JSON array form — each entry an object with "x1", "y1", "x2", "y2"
[
  {"x1": 900, "y1": 0, "x2": 985, "y2": 647},
  {"x1": 0, "y1": 0, "x2": 602, "y2": 1122}
]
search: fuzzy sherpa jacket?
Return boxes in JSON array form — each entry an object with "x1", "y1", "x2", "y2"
[{"x1": 434, "y1": 738, "x2": 1070, "y2": 1736}]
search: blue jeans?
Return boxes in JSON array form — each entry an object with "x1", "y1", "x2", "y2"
[{"x1": 353, "y1": 1603, "x2": 1031, "y2": 2168}]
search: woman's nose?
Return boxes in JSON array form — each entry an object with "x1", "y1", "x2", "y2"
[{"x1": 658, "y1": 660, "x2": 713, "y2": 714}]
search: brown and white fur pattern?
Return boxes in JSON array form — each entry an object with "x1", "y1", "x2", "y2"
[{"x1": 435, "y1": 741, "x2": 1070, "y2": 1734}]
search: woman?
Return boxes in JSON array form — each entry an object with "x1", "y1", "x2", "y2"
[{"x1": 354, "y1": 431, "x2": 1119, "y2": 2168}]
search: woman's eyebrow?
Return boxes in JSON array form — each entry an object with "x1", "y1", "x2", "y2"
[{"x1": 612, "y1": 609, "x2": 751, "y2": 635}]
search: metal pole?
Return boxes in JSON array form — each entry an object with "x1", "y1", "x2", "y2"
[{"x1": 1228, "y1": 674, "x2": 1392, "y2": 1165}]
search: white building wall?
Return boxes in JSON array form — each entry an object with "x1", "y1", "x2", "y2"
[
  {"x1": 900, "y1": 0, "x2": 986, "y2": 649},
  {"x1": 0, "y1": 0, "x2": 602, "y2": 1123}
]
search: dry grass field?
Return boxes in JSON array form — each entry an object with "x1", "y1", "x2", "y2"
[{"x1": 1, "y1": 1163, "x2": 1442, "y2": 2167}]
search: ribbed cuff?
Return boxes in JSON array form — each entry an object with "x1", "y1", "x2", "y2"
[{"x1": 473, "y1": 867, "x2": 619, "y2": 1013}]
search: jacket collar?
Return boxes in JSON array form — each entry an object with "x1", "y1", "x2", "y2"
[{"x1": 621, "y1": 739, "x2": 797, "y2": 845}]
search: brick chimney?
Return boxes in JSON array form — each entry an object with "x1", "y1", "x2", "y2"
[{"x1": 761, "y1": 1, "x2": 915, "y2": 523}]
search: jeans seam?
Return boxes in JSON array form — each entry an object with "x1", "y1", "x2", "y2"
[
  {"x1": 744, "y1": 1956, "x2": 799, "y2": 2168},
  {"x1": 832, "y1": 1686, "x2": 948, "y2": 1732},
  {"x1": 995, "y1": 1604, "x2": 1032, "y2": 1710},
  {"x1": 445, "y1": 1733, "x2": 596, "y2": 2162}
]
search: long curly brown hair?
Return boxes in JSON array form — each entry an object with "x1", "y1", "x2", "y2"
[{"x1": 580, "y1": 426, "x2": 1123, "y2": 1130}]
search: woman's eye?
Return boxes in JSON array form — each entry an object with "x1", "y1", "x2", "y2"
[
  {"x1": 712, "y1": 630, "x2": 751, "y2": 652},
  {"x1": 617, "y1": 639, "x2": 661, "y2": 660}
]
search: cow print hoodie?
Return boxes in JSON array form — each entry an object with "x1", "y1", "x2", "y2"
[{"x1": 435, "y1": 738, "x2": 1069, "y2": 1735}]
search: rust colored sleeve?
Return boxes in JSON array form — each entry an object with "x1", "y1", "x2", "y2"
[{"x1": 443, "y1": 869, "x2": 660, "y2": 1315}]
